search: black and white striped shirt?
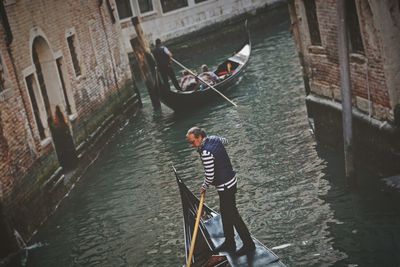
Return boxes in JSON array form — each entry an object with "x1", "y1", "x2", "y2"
[{"x1": 200, "y1": 137, "x2": 237, "y2": 191}]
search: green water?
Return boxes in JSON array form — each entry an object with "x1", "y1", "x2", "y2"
[{"x1": 24, "y1": 7, "x2": 400, "y2": 267}]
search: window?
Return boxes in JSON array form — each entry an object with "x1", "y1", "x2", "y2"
[
  {"x1": 303, "y1": 0, "x2": 321, "y2": 46},
  {"x1": 194, "y1": 0, "x2": 208, "y2": 3},
  {"x1": 67, "y1": 35, "x2": 81, "y2": 77},
  {"x1": 346, "y1": 0, "x2": 364, "y2": 54},
  {"x1": 160, "y1": 0, "x2": 188, "y2": 13},
  {"x1": 115, "y1": 0, "x2": 133, "y2": 19},
  {"x1": 138, "y1": 0, "x2": 153, "y2": 13},
  {"x1": 0, "y1": 56, "x2": 5, "y2": 92}
]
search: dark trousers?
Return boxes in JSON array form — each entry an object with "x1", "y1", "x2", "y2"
[
  {"x1": 160, "y1": 66, "x2": 181, "y2": 91},
  {"x1": 218, "y1": 185, "x2": 253, "y2": 247}
]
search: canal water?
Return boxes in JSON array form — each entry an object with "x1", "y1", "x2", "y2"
[{"x1": 24, "y1": 7, "x2": 400, "y2": 267}]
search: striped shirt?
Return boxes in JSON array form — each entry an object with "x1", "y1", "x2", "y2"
[{"x1": 200, "y1": 137, "x2": 237, "y2": 191}]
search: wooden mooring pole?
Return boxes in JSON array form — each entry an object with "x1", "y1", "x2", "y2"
[
  {"x1": 130, "y1": 16, "x2": 161, "y2": 110},
  {"x1": 337, "y1": 0, "x2": 355, "y2": 184}
]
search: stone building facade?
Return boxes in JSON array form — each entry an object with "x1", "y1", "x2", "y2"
[
  {"x1": 0, "y1": 0, "x2": 140, "y2": 258},
  {"x1": 114, "y1": 0, "x2": 282, "y2": 52},
  {"x1": 288, "y1": 0, "x2": 400, "y2": 173}
]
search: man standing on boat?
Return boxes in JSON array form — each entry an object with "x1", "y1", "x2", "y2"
[
  {"x1": 186, "y1": 126, "x2": 256, "y2": 256},
  {"x1": 152, "y1": 38, "x2": 182, "y2": 91}
]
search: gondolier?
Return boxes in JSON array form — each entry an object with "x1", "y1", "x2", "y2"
[
  {"x1": 152, "y1": 38, "x2": 182, "y2": 91},
  {"x1": 186, "y1": 126, "x2": 255, "y2": 256}
]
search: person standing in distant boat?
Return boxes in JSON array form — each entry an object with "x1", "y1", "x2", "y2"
[
  {"x1": 152, "y1": 38, "x2": 182, "y2": 91},
  {"x1": 186, "y1": 126, "x2": 255, "y2": 256}
]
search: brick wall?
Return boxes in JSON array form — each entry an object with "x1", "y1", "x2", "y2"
[
  {"x1": 0, "y1": 0, "x2": 138, "y2": 243},
  {"x1": 288, "y1": 0, "x2": 400, "y2": 173},
  {"x1": 290, "y1": 0, "x2": 394, "y2": 121}
]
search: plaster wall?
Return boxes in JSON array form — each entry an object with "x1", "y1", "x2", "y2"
[{"x1": 118, "y1": 0, "x2": 283, "y2": 51}]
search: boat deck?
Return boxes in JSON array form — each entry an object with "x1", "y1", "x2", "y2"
[{"x1": 204, "y1": 215, "x2": 286, "y2": 267}]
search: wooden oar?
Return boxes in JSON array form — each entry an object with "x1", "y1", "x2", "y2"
[
  {"x1": 186, "y1": 191, "x2": 206, "y2": 267},
  {"x1": 171, "y1": 58, "x2": 238, "y2": 107}
]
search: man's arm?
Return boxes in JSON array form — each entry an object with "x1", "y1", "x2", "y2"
[
  {"x1": 201, "y1": 150, "x2": 214, "y2": 191},
  {"x1": 163, "y1": 47, "x2": 173, "y2": 58}
]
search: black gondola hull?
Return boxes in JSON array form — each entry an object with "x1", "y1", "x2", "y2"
[{"x1": 159, "y1": 74, "x2": 243, "y2": 112}]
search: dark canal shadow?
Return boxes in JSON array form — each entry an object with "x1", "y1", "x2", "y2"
[{"x1": 314, "y1": 143, "x2": 400, "y2": 267}]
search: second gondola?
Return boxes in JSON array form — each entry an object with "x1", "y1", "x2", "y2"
[{"x1": 156, "y1": 23, "x2": 251, "y2": 112}]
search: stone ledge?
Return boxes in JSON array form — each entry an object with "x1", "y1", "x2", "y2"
[
  {"x1": 306, "y1": 93, "x2": 398, "y2": 133},
  {"x1": 306, "y1": 93, "x2": 400, "y2": 176}
]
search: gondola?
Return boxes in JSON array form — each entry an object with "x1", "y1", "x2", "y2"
[
  {"x1": 156, "y1": 23, "x2": 251, "y2": 112},
  {"x1": 173, "y1": 167, "x2": 286, "y2": 267}
]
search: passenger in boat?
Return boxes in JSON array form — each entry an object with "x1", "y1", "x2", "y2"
[
  {"x1": 179, "y1": 70, "x2": 199, "y2": 91},
  {"x1": 198, "y1": 64, "x2": 219, "y2": 90},
  {"x1": 217, "y1": 62, "x2": 234, "y2": 79},
  {"x1": 186, "y1": 127, "x2": 256, "y2": 256},
  {"x1": 152, "y1": 38, "x2": 182, "y2": 91}
]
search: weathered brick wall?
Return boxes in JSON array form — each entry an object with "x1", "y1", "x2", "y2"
[
  {"x1": 291, "y1": 0, "x2": 393, "y2": 121},
  {"x1": 289, "y1": 0, "x2": 400, "y2": 173},
  {"x1": 5, "y1": 0, "x2": 130, "y2": 128},
  {"x1": 0, "y1": 20, "x2": 38, "y2": 206},
  {"x1": 0, "y1": 0, "x2": 136, "y2": 241}
]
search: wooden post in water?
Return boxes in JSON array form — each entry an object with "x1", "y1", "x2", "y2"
[
  {"x1": 130, "y1": 16, "x2": 160, "y2": 110},
  {"x1": 288, "y1": 0, "x2": 311, "y2": 95},
  {"x1": 337, "y1": 0, "x2": 355, "y2": 184}
]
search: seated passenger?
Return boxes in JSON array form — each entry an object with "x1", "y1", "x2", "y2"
[
  {"x1": 217, "y1": 62, "x2": 233, "y2": 78},
  {"x1": 198, "y1": 64, "x2": 219, "y2": 90},
  {"x1": 199, "y1": 64, "x2": 218, "y2": 84},
  {"x1": 179, "y1": 70, "x2": 199, "y2": 91}
]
